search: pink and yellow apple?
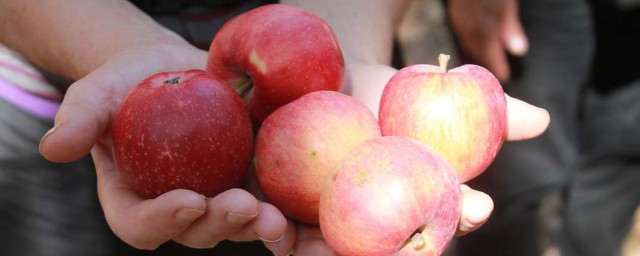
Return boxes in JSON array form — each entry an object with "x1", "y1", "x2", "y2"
[
  {"x1": 207, "y1": 4, "x2": 345, "y2": 125},
  {"x1": 253, "y1": 91, "x2": 381, "y2": 225},
  {"x1": 111, "y1": 70, "x2": 253, "y2": 198},
  {"x1": 379, "y1": 54, "x2": 507, "y2": 183},
  {"x1": 319, "y1": 136, "x2": 461, "y2": 256}
]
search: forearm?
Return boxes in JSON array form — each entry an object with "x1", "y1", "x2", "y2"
[
  {"x1": 282, "y1": 0, "x2": 410, "y2": 66},
  {"x1": 0, "y1": 0, "x2": 189, "y2": 80}
]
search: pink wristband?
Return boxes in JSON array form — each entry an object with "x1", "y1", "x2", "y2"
[{"x1": 0, "y1": 78, "x2": 60, "y2": 121}]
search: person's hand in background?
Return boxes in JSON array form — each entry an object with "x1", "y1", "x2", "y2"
[{"x1": 448, "y1": 0, "x2": 529, "y2": 83}]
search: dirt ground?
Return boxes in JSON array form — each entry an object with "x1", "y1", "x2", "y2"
[{"x1": 395, "y1": 1, "x2": 640, "y2": 255}]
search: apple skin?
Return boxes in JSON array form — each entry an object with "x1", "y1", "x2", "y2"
[
  {"x1": 207, "y1": 4, "x2": 345, "y2": 125},
  {"x1": 319, "y1": 136, "x2": 461, "y2": 256},
  {"x1": 111, "y1": 70, "x2": 253, "y2": 198},
  {"x1": 253, "y1": 91, "x2": 381, "y2": 225},
  {"x1": 378, "y1": 56, "x2": 507, "y2": 183}
]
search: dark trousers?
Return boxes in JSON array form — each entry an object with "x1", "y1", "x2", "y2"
[{"x1": 0, "y1": 98, "x2": 131, "y2": 256}]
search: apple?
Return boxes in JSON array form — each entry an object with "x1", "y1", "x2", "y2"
[
  {"x1": 253, "y1": 90, "x2": 381, "y2": 225},
  {"x1": 319, "y1": 136, "x2": 461, "y2": 256},
  {"x1": 111, "y1": 69, "x2": 253, "y2": 198},
  {"x1": 378, "y1": 54, "x2": 507, "y2": 183},
  {"x1": 207, "y1": 4, "x2": 345, "y2": 125}
]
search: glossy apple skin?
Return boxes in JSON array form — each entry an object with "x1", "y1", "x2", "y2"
[
  {"x1": 207, "y1": 4, "x2": 345, "y2": 125},
  {"x1": 379, "y1": 64, "x2": 507, "y2": 183},
  {"x1": 319, "y1": 136, "x2": 461, "y2": 256},
  {"x1": 111, "y1": 70, "x2": 253, "y2": 198},
  {"x1": 254, "y1": 91, "x2": 381, "y2": 225}
]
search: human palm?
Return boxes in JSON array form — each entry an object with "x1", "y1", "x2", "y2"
[{"x1": 39, "y1": 43, "x2": 548, "y2": 256}]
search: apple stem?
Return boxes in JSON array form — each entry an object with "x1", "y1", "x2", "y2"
[
  {"x1": 438, "y1": 54, "x2": 450, "y2": 73},
  {"x1": 164, "y1": 77, "x2": 181, "y2": 84},
  {"x1": 411, "y1": 233, "x2": 426, "y2": 249}
]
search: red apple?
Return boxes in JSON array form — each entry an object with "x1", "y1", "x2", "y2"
[
  {"x1": 111, "y1": 70, "x2": 253, "y2": 198},
  {"x1": 379, "y1": 54, "x2": 507, "y2": 183},
  {"x1": 207, "y1": 4, "x2": 345, "y2": 125},
  {"x1": 254, "y1": 91, "x2": 381, "y2": 225},
  {"x1": 319, "y1": 136, "x2": 461, "y2": 256}
]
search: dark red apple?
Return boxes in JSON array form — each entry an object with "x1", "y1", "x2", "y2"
[
  {"x1": 111, "y1": 70, "x2": 253, "y2": 198},
  {"x1": 319, "y1": 136, "x2": 461, "y2": 256},
  {"x1": 207, "y1": 4, "x2": 345, "y2": 125},
  {"x1": 254, "y1": 91, "x2": 381, "y2": 225},
  {"x1": 379, "y1": 54, "x2": 507, "y2": 183}
]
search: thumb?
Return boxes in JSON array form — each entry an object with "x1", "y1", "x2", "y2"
[
  {"x1": 455, "y1": 185, "x2": 493, "y2": 236},
  {"x1": 501, "y1": 0, "x2": 529, "y2": 57},
  {"x1": 506, "y1": 94, "x2": 550, "y2": 141},
  {"x1": 39, "y1": 73, "x2": 118, "y2": 163}
]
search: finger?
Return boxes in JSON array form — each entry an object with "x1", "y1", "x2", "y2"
[
  {"x1": 451, "y1": 19, "x2": 511, "y2": 82},
  {"x1": 243, "y1": 169, "x2": 293, "y2": 255},
  {"x1": 39, "y1": 73, "x2": 119, "y2": 163},
  {"x1": 238, "y1": 202, "x2": 289, "y2": 243},
  {"x1": 501, "y1": 0, "x2": 529, "y2": 57},
  {"x1": 456, "y1": 29, "x2": 511, "y2": 83},
  {"x1": 294, "y1": 224, "x2": 336, "y2": 255},
  {"x1": 263, "y1": 219, "x2": 296, "y2": 256},
  {"x1": 174, "y1": 188, "x2": 260, "y2": 248},
  {"x1": 481, "y1": 35, "x2": 512, "y2": 83},
  {"x1": 344, "y1": 63, "x2": 399, "y2": 117},
  {"x1": 506, "y1": 94, "x2": 550, "y2": 141},
  {"x1": 456, "y1": 185, "x2": 494, "y2": 236},
  {"x1": 93, "y1": 143, "x2": 207, "y2": 250}
]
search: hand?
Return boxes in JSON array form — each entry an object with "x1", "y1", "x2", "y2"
[
  {"x1": 268, "y1": 63, "x2": 549, "y2": 254},
  {"x1": 38, "y1": 41, "x2": 289, "y2": 253},
  {"x1": 447, "y1": 0, "x2": 528, "y2": 83},
  {"x1": 347, "y1": 62, "x2": 550, "y2": 236}
]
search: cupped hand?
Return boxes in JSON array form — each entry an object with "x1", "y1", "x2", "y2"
[
  {"x1": 38, "y1": 42, "x2": 289, "y2": 252},
  {"x1": 447, "y1": 0, "x2": 528, "y2": 83},
  {"x1": 341, "y1": 62, "x2": 548, "y2": 244},
  {"x1": 267, "y1": 63, "x2": 549, "y2": 255}
]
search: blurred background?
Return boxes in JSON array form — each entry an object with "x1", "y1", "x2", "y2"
[{"x1": 395, "y1": 1, "x2": 640, "y2": 255}]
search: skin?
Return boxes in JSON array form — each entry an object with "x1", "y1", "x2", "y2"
[
  {"x1": 1, "y1": 0, "x2": 289, "y2": 254},
  {"x1": 447, "y1": 0, "x2": 529, "y2": 83},
  {"x1": 281, "y1": 0, "x2": 547, "y2": 254},
  {"x1": 0, "y1": 0, "x2": 548, "y2": 255}
]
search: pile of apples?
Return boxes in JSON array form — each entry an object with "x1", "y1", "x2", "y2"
[{"x1": 111, "y1": 4, "x2": 507, "y2": 256}]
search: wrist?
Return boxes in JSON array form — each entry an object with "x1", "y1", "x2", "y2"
[
  {"x1": 129, "y1": 31, "x2": 208, "y2": 72},
  {"x1": 72, "y1": 29, "x2": 203, "y2": 80}
]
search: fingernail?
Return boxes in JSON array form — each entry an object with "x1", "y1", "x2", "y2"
[
  {"x1": 509, "y1": 37, "x2": 527, "y2": 56},
  {"x1": 38, "y1": 126, "x2": 58, "y2": 155},
  {"x1": 175, "y1": 207, "x2": 205, "y2": 222},
  {"x1": 272, "y1": 250, "x2": 293, "y2": 256},
  {"x1": 259, "y1": 233, "x2": 285, "y2": 243},
  {"x1": 226, "y1": 211, "x2": 258, "y2": 224},
  {"x1": 39, "y1": 126, "x2": 57, "y2": 145}
]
